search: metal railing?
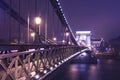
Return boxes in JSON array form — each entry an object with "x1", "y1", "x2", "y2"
[{"x1": 0, "y1": 45, "x2": 82, "y2": 80}]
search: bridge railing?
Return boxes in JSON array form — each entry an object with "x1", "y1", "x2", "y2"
[{"x1": 0, "y1": 45, "x2": 82, "y2": 80}]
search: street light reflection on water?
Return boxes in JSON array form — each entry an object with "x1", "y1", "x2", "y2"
[
  {"x1": 53, "y1": 59, "x2": 120, "y2": 80},
  {"x1": 68, "y1": 64, "x2": 98, "y2": 80}
]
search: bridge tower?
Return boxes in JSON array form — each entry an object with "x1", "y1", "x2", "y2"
[{"x1": 76, "y1": 31, "x2": 91, "y2": 48}]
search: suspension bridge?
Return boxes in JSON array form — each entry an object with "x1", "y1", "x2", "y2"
[{"x1": 0, "y1": 0, "x2": 86, "y2": 80}]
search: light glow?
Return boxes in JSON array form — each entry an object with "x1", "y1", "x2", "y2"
[
  {"x1": 43, "y1": 70, "x2": 47, "y2": 74},
  {"x1": 35, "y1": 74, "x2": 40, "y2": 79},
  {"x1": 62, "y1": 40, "x2": 65, "y2": 43},
  {"x1": 68, "y1": 41, "x2": 71, "y2": 44},
  {"x1": 76, "y1": 31, "x2": 91, "y2": 34},
  {"x1": 35, "y1": 17, "x2": 42, "y2": 25},
  {"x1": 53, "y1": 37, "x2": 57, "y2": 41},
  {"x1": 11, "y1": 50, "x2": 18, "y2": 53},
  {"x1": 50, "y1": 67, "x2": 53, "y2": 70},
  {"x1": 66, "y1": 32, "x2": 69, "y2": 36},
  {"x1": 58, "y1": 62, "x2": 61, "y2": 65},
  {"x1": 28, "y1": 49, "x2": 35, "y2": 51},
  {"x1": 58, "y1": 2, "x2": 60, "y2": 5},
  {"x1": 31, "y1": 32, "x2": 35, "y2": 37},
  {"x1": 55, "y1": 64, "x2": 58, "y2": 67},
  {"x1": 80, "y1": 52, "x2": 87, "y2": 56}
]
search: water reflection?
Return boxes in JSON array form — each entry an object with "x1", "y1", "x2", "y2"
[
  {"x1": 88, "y1": 65, "x2": 98, "y2": 80},
  {"x1": 53, "y1": 59, "x2": 120, "y2": 80},
  {"x1": 68, "y1": 64, "x2": 98, "y2": 80}
]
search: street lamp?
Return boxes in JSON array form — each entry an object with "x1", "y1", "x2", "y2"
[
  {"x1": 35, "y1": 17, "x2": 42, "y2": 35},
  {"x1": 65, "y1": 32, "x2": 70, "y2": 44},
  {"x1": 53, "y1": 37, "x2": 57, "y2": 41},
  {"x1": 31, "y1": 32, "x2": 35, "y2": 42},
  {"x1": 65, "y1": 32, "x2": 69, "y2": 37},
  {"x1": 62, "y1": 40, "x2": 65, "y2": 44},
  {"x1": 53, "y1": 37, "x2": 57, "y2": 44},
  {"x1": 68, "y1": 41, "x2": 71, "y2": 45}
]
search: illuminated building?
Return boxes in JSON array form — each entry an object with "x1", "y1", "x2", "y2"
[{"x1": 76, "y1": 31, "x2": 91, "y2": 48}]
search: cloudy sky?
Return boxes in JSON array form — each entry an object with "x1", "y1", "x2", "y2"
[{"x1": 60, "y1": 0, "x2": 120, "y2": 41}]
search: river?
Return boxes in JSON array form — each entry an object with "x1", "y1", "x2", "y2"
[{"x1": 52, "y1": 58, "x2": 120, "y2": 80}]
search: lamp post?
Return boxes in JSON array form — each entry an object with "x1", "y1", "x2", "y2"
[
  {"x1": 31, "y1": 32, "x2": 35, "y2": 42},
  {"x1": 62, "y1": 40, "x2": 65, "y2": 44},
  {"x1": 65, "y1": 32, "x2": 69, "y2": 37},
  {"x1": 53, "y1": 37, "x2": 57, "y2": 44},
  {"x1": 65, "y1": 32, "x2": 70, "y2": 44},
  {"x1": 27, "y1": 16, "x2": 30, "y2": 43},
  {"x1": 53, "y1": 37, "x2": 57, "y2": 41},
  {"x1": 35, "y1": 17, "x2": 42, "y2": 35}
]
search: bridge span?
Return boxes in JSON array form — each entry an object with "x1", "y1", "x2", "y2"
[
  {"x1": 1, "y1": 0, "x2": 120, "y2": 80},
  {"x1": 0, "y1": 45, "x2": 85, "y2": 80}
]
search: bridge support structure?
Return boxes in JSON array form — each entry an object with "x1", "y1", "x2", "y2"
[{"x1": 0, "y1": 45, "x2": 83, "y2": 80}]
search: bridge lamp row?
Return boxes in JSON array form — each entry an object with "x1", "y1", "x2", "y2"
[
  {"x1": 50, "y1": 67, "x2": 53, "y2": 70},
  {"x1": 34, "y1": 74, "x2": 40, "y2": 80},
  {"x1": 43, "y1": 70, "x2": 47, "y2": 74},
  {"x1": 57, "y1": 0, "x2": 69, "y2": 28},
  {"x1": 55, "y1": 64, "x2": 58, "y2": 67}
]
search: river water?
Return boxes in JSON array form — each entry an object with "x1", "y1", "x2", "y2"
[{"x1": 52, "y1": 58, "x2": 120, "y2": 80}]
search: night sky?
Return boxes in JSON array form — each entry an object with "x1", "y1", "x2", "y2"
[{"x1": 60, "y1": 0, "x2": 120, "y2": 41}]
